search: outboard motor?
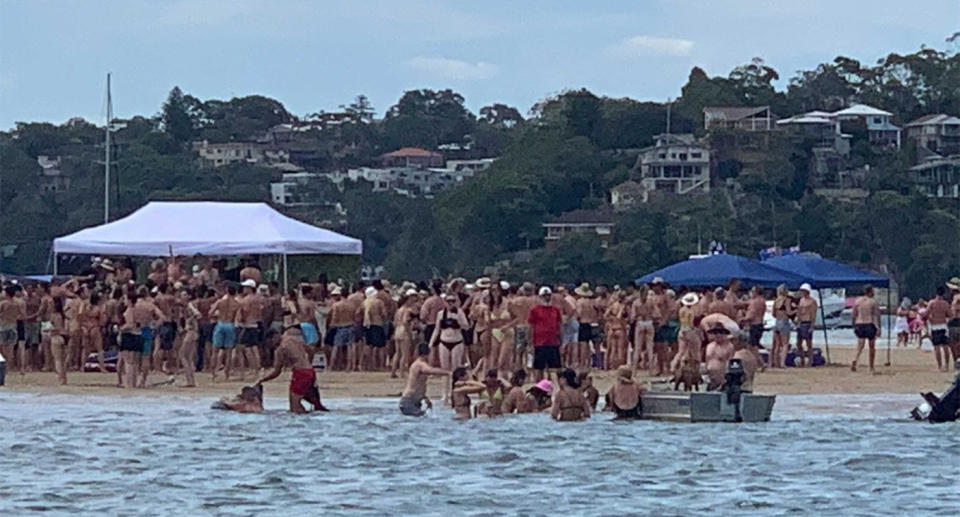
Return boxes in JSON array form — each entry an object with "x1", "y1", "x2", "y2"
[
  {"x1": 911, "y1": 360, "x2": 960, "y2": 423},
  {"x1": 720, "y1": 358, "x2": 745, "y2": 422}
]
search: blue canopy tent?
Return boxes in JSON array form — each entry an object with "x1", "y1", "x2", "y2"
[
  {"x1": 636, "y1": 254, "x2": 806, "y2": 288},
  {"x1": 764, "y1": 254, "x2": 892, "y2": 366}
]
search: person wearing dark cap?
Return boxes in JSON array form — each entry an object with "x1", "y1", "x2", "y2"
[{"x1": 704, "y1": 323, "x2": 735, "y2": 390}]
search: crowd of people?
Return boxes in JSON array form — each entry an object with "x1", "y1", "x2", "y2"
[{"x1": 1, "y1": 255, "x2": 959, "y2": 417}]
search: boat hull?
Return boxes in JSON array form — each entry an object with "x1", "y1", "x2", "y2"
[{"x1": 641, "y1": 392, "x2": 776, "y2": 423}]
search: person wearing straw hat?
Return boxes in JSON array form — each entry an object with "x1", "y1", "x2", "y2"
[
  {"x1": 671, "y1": 292, "x2": 701, "y2": 373},
  {"x1": 948, "y1": 277, "x2": 960, "y2": 359},
  {"x1": 795, "y1": 283, "x2": 818, "y2": 367},
  {"x1": 704, "y1": 321, "x2": 735, "y2": 390},
  {"x1": 606, "y1": 365, "x2": 644, "y2": 419}
]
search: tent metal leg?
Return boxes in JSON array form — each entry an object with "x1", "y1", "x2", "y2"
[
  {"x1": 885, "y1": 287, "x2": 892, "y2": 366},
  {"x1": 819, "y1": 288, "x2": 830, "y2": 364},
  {"x1": 53, "y1": 253, "x2": 58, "y2": 276},
  {"x1": 282, "y1": 254, "x2": 288, "y2": 292}
]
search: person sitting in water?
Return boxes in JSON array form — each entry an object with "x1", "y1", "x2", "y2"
[
  {"x1": 399, "y1": 342, "x2": 450, "y2": 417},
  {"x1": 524, "y1": 379, "x2": 554, "y2": 413},
  {"x1": 551, "y1": 368, "x2": 591, "y2": 421},
  {"x1": 475, "y1": 368, "x2": 508, "y2": 417},
  {"x1": 579, "y1": 371, "x2": 599, "y2": 410},
  {"x1": 501, "y1": 369, "x2": 529, "y2": 414},
  {"x1": 212, "y1": 385, "x2": 264, "y2": 414},
  {"x1": 451, "y1": 367, "x2": 486, "y2": 420},
  {"x1": 255, "y1": 324, "x2": 327, "y2": 414},
  {"x1": 605, "y1": 365, "x2": 644, "y2": 419}
]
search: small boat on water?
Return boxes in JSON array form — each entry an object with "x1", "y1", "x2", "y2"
[{"x1": 641, "y1": 359, "x2": 776, "y2": 423}]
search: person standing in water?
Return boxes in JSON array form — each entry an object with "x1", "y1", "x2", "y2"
[
  {"x1": 256, "y1": 324, "x2": 327, "y2": 414},
  {"x1": 528, "y1": 286, "x2": 563, "y2": 382},
  {"x1": 399, "y1": 342, "x2": 451, "y2": 416},
  {"x1": 606, "y1": 365, "x2": 644, "y2": 419}
]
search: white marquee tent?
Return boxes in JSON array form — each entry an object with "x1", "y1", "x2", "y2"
[{"x1": 53, "y1": 202, "x2": 362, "y2": 283}]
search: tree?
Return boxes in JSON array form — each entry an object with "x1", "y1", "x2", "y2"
[
  {"x1": 479, "y1": 103, "x2": 523, "y2": 128},
  {"x1": 341, "y1": 94, "x2": 375, "y2": 124},
  {"x1": 161, "y1": 87, "x2": 195, "y2": 142},
  {"x1": 382, "y1": 89, "x2": 476, "y2": 149}
]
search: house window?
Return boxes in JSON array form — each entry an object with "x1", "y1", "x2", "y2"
[
  {"x1": 679, "y1": 153, "x2": 687, "y2": 160},
  {"x1": 671, "y1": 153, "x2": 677, "y2": 159},
  {"x1": 658, "y1": 153, "x2": 666, "y2": 159},
  {"x1": 873, "y1": 117, "x2": 882, "y2": 124},
  {"x1": 691, "y1": 152, "x2": 702, "y2": 159}
]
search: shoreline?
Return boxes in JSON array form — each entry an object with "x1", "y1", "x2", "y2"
[{"x1": 2, "y1": 347, "x2": 955, "y2": 399}]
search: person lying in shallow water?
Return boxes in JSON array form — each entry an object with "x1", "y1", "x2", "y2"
[{"x1": 212, "y1": 385, "x2": 263, "y2": 413}]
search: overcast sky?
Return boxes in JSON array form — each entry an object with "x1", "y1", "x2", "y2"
[{"x1": 1, "y1": 0, "x2": 957, "y2": 129}]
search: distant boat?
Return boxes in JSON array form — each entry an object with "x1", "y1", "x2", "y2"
[{"x1": 764, "y1": 288, "x2": 847, "y2": 330}]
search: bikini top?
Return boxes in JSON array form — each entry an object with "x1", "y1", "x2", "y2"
[{"x1": 439, "y1": 309, "x2": 462, "y2": 330}]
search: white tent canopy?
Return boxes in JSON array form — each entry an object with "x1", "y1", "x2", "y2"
[{"x1": 53, "y1": 201, "x2": 362, "y2": 257}]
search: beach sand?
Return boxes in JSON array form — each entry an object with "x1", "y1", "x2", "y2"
[{"x1": 3, "y1": 346, "x2": 956, "y2": 400}]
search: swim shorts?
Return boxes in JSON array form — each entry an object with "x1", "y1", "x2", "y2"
[
  {"x1": 289, "y1": 367, "x2": 316, "y2": 397},
  {"x1": 140, "y1": 327, "x2": 154, "y2": 355},
  {"x1": 562, "y1": 319, "x2": 579, "y2": 346},
  {"x1": 0, "y1": 327, "x2": 17, "y2": 346},
  {"x1": 212, "y1": 321, "x2": 236, "y2": 349},
  {"x1": 239, "y1": 325, "x2": 263, "y2": 346},
  {"x1": 514, "y1": 325, "x2": 531, "y2": 351},
  {"x1": 364, "y1": 325, "x2": 386, "y2": 348},
  {"x1": 22, "y1": 321, "x2": 40, "y2": 348},
  {"x1": 533, "y1": 345, "x2": 562, "y2": 370},
  {"x1": 399, "y1": 396, "x2": 426, "y2": 417},
  {"x1": 332, "y1": 326, "x2": 353, "y2": 347},
  {"x1": 931, "y1": 328, "x2": 949, "y2": 346},
  {"x1": 948, "y1": 318, "x2": 960, "y2": 344},
  {"x1": 119, "y1": 332, "x2": 143, "y2": 352},
  {"x1": 854, "y1": 323, "x2": 877, "y2": 340},
  {"x1": 797, "y1": 321, "x2": 813, "y2": 340},
  {"x1": 749, "y1": 324, "x2": 765, "y2": 347},
  {"x1": 577, "y1": 323, "x2": 593, "y2": 343},
  {"x1": 774, "y1": 318, "x2": 793, "y2": 334},
  {"x1": 158, "y1": 322, "x2": 177, "y2": 350},
  {"x1": 323, "y1": 326, "x2": 337, "y2": 346}
]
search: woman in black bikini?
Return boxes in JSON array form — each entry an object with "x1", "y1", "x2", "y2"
[{"x1": 430, "y1": 294, "x2": 470, "y2": 397}]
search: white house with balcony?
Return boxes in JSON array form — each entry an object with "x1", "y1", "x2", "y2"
[
  {"x1": 905, "y1": 114, "x2": 960, "y2": 157},
  {"x1": 633, "y1": 133, "x2": 710, "y2": 200},
  {"x1": 831, "y1": 104, "x2": 901, "y2": 148}
]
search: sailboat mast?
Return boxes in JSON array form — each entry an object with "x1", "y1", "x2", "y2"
[{"x1": 104, "y1": 73, "x2": 112, "y2": 223}]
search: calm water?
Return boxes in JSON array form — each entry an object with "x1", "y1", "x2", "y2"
[{"x1": 1, "y1": 392, "x2": 958, "y2": 516}]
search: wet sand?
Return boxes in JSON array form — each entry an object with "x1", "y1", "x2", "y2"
[{"x1": 3, "y1": 346, "x2": 955, "y2": 399}]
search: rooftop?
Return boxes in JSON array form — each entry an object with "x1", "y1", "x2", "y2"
[
  {"x1": 832, "y1": 104, "x2": 892, "y2": 117},
  {"x1": 905, "y1": 114, "x2": 960, "y2": 127},
  {"x1": 545, "y1": 207, "x2": 615, "y2": 225},
  {"x1": 381, "y1": 147, "x2": 441, "y2": 158},
  {"x1": 703, "y1": 106, "x2": 771, "y2": 121}
]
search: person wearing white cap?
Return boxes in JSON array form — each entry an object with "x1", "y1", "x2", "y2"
[
  {"x1": 528, "y1": 286, "x2": 563, "y2": 381},
  {"x1": 362, "y1": 285, "x2": 388, "y2": 370},
  {"x1": 795, "y1": 283, "x2": 817, "y2": 367},
  {"x1": 235, "y1": 279, "x2": 265, "y2": 380}
]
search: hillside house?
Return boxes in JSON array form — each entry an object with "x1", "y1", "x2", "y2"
[
  {"x1": 704, "y1": 106, "x2": 776, "y2": 131},
  {"x1": 909, "y1": 156, "x2": 960, "y2": 199},
  {"x1": 905, "y1": 114, "x2": 960, "y2": 157},
  {"x1": 379, "y1": 147, "x2": 444, "y2": 168},
  {"x1": 37, "y1": 155, "x2": 69, "y2": 192},
  {"x1": 633, "y1": 133, "x2": 710, "y2": 198},
  {"x1": 832, "y1": 104, "x2": 901, "y2": 148},
  {"x1": 543, "y1": 208, "x2": 615, "y2": 249},
  {"x1": 192, "y1": 140, "x2": 264, "y2": 168},
  {"x1": 610, "y1": 180, "x2": 645, "y2": 211}
]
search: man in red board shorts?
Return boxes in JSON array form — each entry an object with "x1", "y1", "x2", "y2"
[{"x1": 256, "y1": 325, "x2": 327, "y2": 413}]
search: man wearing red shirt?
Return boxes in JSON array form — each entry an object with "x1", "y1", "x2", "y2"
[{"x1": 529, "y1": 286, "x2": 563, "y2": 381}]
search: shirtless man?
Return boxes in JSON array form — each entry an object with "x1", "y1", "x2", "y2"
[
  {"x1": 211, "y1": 284, "x2": 241, "y2": 381},
  {"x1": 20, "y1": 284, "x2": 42, "y2": 372},
  {"x1": 709, "y1": 288, "x2": 738, "y2": 320},
  {"x1": 399, "y1": 342, "x2": 451, "y2": 416},
  {"x1": 574, "y1": 283, "x2": 598, "y2": 369},
  {"x1": 0, "y1": 285, "x2": 21, "y2": 368},
  {"x1": 509, "y1": 283, "x2": 537, "y2": 369},
  {"x1": 647, "y1": 278, "x2": 671, "y2": 375},
  {"x1": 239, "y1": 259, "x2": 262, "y2": 285},
  {"x1": 795, "y1": 284, "x2": 818, "y2": 367},
  {"x1": 927, "y1": 286, "x2": 953, "y2": 371},
  {"x1": 851, "y1": 285, "x2": 881, "y2": 372},
  {"x1": 704, "y1": 323, "x2": 735, "y2": 390},
  {"x1": 152, "y1": 283, "x2": 178, "y2": 374},
  {"x1": 744, "y1": 287, "x2": 766, "y2": 349},
  {"x1": 949, "y1": 278, "x2": 960, "y2": 363},
  {"x1": 214, "y1": 385, "x2": 264, "y2": 414},
  {"x1": 256, "y1": 325, "x2": 327, "y2": 414},
  {"x1": 326, "y1": 288, "x2": 355, "y2": 371},
  {"x1": 362, "y1": 286, "x2": 388, "y2": 370},
  {"x1": 236, "y1": 279, "x2": 264, "y2": 380}
]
